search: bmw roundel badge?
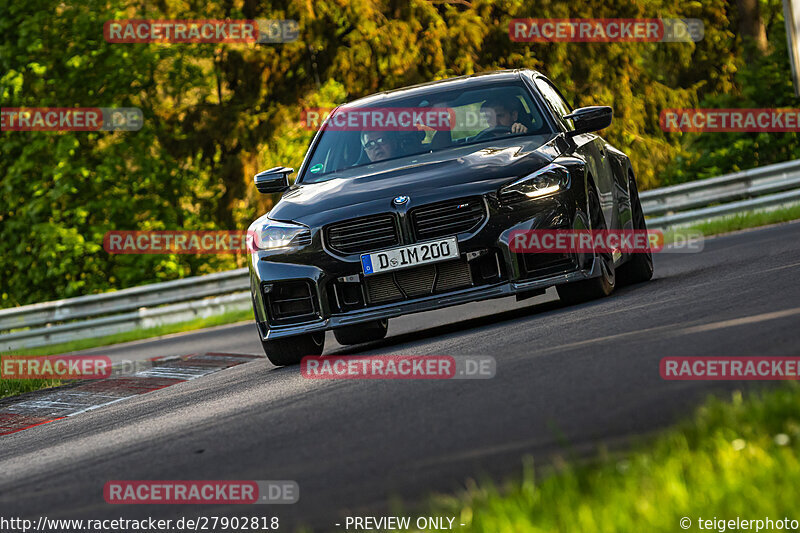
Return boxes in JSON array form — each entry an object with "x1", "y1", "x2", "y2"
[{"x1": 392, "y1": 195, "x2": 410, "y2": 206}]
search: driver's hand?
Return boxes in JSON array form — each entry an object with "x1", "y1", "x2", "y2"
[{"x1": 510, "y1": 122, "x2": 528, "y2": 134}]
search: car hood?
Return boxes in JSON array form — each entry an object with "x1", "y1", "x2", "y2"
[{"x1": 266, "y1": 133, "x2": 568, "y2": 228}]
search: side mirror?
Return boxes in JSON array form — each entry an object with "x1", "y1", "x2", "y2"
[
  {"x1": 254, "y1": 167, "x2": 293, "y2": 194},
  {"x1": 563, "y1": 106, "x2": 613, "y2": 136}
]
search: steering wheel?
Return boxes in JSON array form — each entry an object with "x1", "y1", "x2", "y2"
[{"x1": 471, "y1": 125, "x2": 512, "y2": 142}]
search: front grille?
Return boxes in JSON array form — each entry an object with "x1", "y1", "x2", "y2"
[
  {"x1": 365, "y1": 273, "x2": 404, "y2": 304},
  {"x1": 264, "y1": 280, "x2": 318, "y2": 325},
  {"x1": 326, "y1": 214, "x2": 399, "y2": 255},
  {"x1": 411, "y1": 197, "x2": 486, "y2": 240},
  {"x1": 365, "y1": 259, "x2": 473, "y2": 305},
  {"x1": 436, "y1": 258, "x2": 474, "y2": 289},
  {"x1": 396, "y1": 265, "x2": 437, "y2": 297}
]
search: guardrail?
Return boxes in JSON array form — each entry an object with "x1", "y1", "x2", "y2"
[
  {"x1": 3, "y1": 159, "x2": 800, "y2": 351},
  {"x1": 641, "y1": 159, "x2": 800, "y2": 228},
  {"x1": 0, "y1": 270, "x2": 251, "y2": 351}
]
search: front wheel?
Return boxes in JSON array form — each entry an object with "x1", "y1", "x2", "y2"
[
  {"x1": 556, "y1": 186, "x2": 616, "y2": 305},
  {"x1": 616, "y1": 173, "x2": 654, "y2": 286},
  {"x1": 261, "y1": 332, "x2": 325, "y2": 366}
]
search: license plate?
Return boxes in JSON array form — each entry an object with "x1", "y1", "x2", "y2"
[{"x1": 361, "y1": 237, "x2": 459, "y2": 275}]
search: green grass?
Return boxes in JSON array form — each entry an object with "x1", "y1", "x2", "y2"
[
  {"x1": 405, "y1": 385, "x2": 800, "y2": 532},
  {"x1": 0, "y1": 308, "x2": 253, "y2": 400},
  {"x1": 0, "y1": 374, "x2": 64, "y2": 401}
]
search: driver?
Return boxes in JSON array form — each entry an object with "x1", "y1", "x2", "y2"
[
  {"x1": 361, "y1": 131, "x2": 399, "y2": 162},
  {"x1": 479, "y1": 98, "x2": 529, "y2": 135}
]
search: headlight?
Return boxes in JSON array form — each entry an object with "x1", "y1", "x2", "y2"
[
  {"x1": 499, "y1": 163, "x2": 570, "y2": 203},
  {"x1": 252, "y1": 220, "x2": 310, "y2": 250}
]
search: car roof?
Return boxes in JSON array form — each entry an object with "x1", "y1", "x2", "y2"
[{"x1": 342, "y1": 69, "x2": 543, "y2": 108}]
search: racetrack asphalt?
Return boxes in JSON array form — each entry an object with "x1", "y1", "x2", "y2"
[{"x1": 1, "y1": 221, "x2": 799, "y2": 531}]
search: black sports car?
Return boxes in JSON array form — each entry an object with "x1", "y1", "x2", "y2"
[{"x1": 247, "y1": 69, "x2": 653, "y2": 366}]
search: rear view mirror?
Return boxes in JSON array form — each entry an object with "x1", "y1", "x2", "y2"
[
  {"x1": 564, "y1": 106, "x2": 613, "y2": 136},
  {"x1": 254, "y1": 167, "x2": 293, "y2": 194}
]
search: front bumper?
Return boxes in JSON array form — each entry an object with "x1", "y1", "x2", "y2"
[
  {"x1": 253, "y1": 256, "x2": 602, "y2": 340},
  {"x1": 249, "y1": 177, "x2": 598, "y2": 341}
]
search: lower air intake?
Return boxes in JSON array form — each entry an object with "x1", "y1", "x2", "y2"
[
  {"x1": 365, "y1": 259, "x2": 473, "y2": 305},
  {"x1": 265, "y1": 280, "x2": 318, "y2": 326}
]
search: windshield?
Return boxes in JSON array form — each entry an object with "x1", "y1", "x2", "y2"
[{"x1": 300, "y1": 81, "x2": 553, "y2": 183}]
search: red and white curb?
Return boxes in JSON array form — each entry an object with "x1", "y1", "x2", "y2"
[{"x1": 0, "y1": 352, "x2": 261, "y2": 436}]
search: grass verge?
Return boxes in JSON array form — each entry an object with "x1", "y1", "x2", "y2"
[
  {"x1": 661, "y1": 202, "x2": 800, "y2": 244},
  {"x1": 0, "y1": 308, "x2": 253, "y2": 400},
  {"x1": 413, "y1": 385, "x2": 800, "y2": 532}
]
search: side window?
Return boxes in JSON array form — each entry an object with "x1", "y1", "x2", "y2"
[{"x1": 534, "y1": 78, "x2": 574, "y2": 131}]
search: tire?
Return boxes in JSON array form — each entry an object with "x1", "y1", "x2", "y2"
[
  {"x1": 260, "y1": 332, "x2": 325, "y2": 366},
  {"x1": 616, "y1": 173, "x2": 654, "y2": 286},
  {"x1": 333, "y1": 319, "x2": 389, "y2": 346},
  {"x1": 556, "y1": 185, "x2": 616, "y2": 305}
]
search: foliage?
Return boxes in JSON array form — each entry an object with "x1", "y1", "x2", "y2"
[{"x1": 664, "y1": 0, "x2": 800, "y2": 183}]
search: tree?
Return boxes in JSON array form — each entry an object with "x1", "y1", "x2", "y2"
[{"x1": 737, "y1": 0, "x2": 769, "y2": 56}]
